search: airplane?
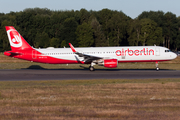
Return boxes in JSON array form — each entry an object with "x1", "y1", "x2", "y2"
[{"x1": 4, "y1": 26, "x2": 177, "y2": 71}]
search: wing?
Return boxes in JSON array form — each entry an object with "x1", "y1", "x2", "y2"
[{"x1": 69, "y1": 43, "x2": 102, "y2": 63}]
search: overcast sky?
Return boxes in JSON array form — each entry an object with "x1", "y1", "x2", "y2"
[{"x1": 0, "y1": 0, "x2": 180, "y2": 18}]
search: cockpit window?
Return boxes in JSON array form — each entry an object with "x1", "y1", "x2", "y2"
[{"x1": 165, "y1": 50, "x2": 171, "y2": 52}]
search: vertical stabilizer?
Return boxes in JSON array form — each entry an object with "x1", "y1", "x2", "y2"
[{"x1": 5, "y1": 26, "x2": 33, "y2": 51}]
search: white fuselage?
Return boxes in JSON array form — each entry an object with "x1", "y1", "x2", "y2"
[{"x1": 35, "y1": 46, "x2": 177, "y2": 63}]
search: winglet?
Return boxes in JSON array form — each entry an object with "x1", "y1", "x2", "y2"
[{"x1": 69, "y1": 43, "x2": 76, "y2": 53}]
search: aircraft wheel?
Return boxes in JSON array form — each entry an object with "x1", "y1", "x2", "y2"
[
  {"x1": 156, "y1": 67, "x2": 159, "y2": 71},
  {"x1": 89, "y1": 66, "x2": 94, "y2": 71}
]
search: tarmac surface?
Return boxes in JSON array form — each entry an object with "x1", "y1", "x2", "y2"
[{"x1": 0, "y1": 69, "x2": 180, "y2": 81}]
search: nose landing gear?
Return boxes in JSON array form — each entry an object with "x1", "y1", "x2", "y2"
[{"x1": 156, "y1": 62, "x2": 159, "y2": 71}]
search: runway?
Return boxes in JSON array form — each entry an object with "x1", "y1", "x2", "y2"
[{"x1": 0, "y1": 69, "x2": 180, "y2": 81}]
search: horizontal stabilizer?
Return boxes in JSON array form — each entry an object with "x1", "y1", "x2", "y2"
[{"x1": 4, "y1": 51, "x2": 22, "y2": 56}]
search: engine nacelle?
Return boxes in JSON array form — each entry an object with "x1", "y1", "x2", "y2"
[{"x1": 103, "y1": 59, "x2": 118, "y2": 68}]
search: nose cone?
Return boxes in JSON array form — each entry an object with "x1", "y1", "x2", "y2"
[{"x1": 171, "y1": 52, "x2": 177, "y2": 59}]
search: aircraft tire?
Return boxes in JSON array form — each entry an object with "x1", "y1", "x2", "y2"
[
  {"x1": 156, "y1": 67, "x2": 159, "y2": 71},
  {"x1": 89, "y1": 66, "x2": 94, "y2": 71}
]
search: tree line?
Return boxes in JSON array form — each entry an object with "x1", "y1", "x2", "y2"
[{"x1": 0, "y1": 8, "x2": 180, "y2": 52}]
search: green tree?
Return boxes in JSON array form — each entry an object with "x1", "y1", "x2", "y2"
[
  {"x1": 90, "y1": 18, "x2": 107, "y2": 47},
  {"x1": 79, "y1": 9, "x2": 90, "y2": 24},
  {"x1": 176, "y1": 17, "x2": 180, "y2": 51},
  {"x1": 35, "y1": 32, "x2": 50, "y2": 48},
  {"x1": 61, "y1": 40, "x2": 67, "y2": 48},
  {"x1": 61, "y1": 17, "x2": 78, "y2": 46},
  {"x1": 140, "y1": 18, "x2": 163, "y2": 46},
  {"x1": 137, "y1": 11, "x2": 179, "y2": 49},
  {"x1": 138, "y1": 11, "x2": 165, "y2": 27},
  {"x1": 1, "y1": 8, "x2": 180, "y2": 52},
  {"x1": 127, "y1": 19, "x2": 141, "y2": 46},
  {"x1": 99, "y1": 9, "x2": 113, "y2": 45},
  {"x1": 76, "y1": 22, "x2": 94, "y2": 47},
  {"x1": 164, "y1": 12, "x2": 178, "y2": 49},
  {"x1": 49, "y1": 37, "x2": 60, "y2": 48},
  {"x1": 0, "y1": 20, "x2": 15, "y2": 51},
  {"x1": 107, "y1": 11, "x2": 129, "y2": 46}
]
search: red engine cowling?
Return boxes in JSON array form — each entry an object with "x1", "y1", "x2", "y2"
[{"x1": 104, "y1": 59, "x2": 118, "y2": 68}]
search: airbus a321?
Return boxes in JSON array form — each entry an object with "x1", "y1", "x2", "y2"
[{"x1": 4, "y1": 26, "x2": 177, "y2": 71}]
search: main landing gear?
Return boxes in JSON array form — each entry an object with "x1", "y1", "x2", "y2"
[
  {"x1": 89, "y1": 62, "x2": 160, "y2": 71},
  {"x1": 89, "y1": 66, "x2": 94, "y2": 71},
  {"x1": 89, "y1": 62, "x2": 96, "y2": 71},
  {"x1": 156, "y1": 62, "x2": 159, "y2": 71}
]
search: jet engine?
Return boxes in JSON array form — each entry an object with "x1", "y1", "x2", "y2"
[{"x1": 98, "y1": 59, "x2": 118, "y2": 68}]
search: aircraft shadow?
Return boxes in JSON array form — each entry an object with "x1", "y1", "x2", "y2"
[
  {"x1": 23, "y1": 65, "x2": 88, "y2": 71},
  {"x1": 26, "y1": 65, "x2": 46, "y2": 69},
  {"x1": 22, "y1": 65, "x2": 172, "y2": 71}
]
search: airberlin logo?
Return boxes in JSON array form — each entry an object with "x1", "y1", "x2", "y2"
[
  {"x1": 116, "y1": 48, "x2": 154, "y2": 56},
  {"x1": 7, "y1": 29, "x2": 22, "y2": 48}
]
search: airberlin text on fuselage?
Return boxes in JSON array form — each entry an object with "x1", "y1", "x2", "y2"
[{"x1": 116, "y1": 48, "x2": 154, "y2": 56}]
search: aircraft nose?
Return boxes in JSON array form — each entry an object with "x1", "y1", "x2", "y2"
[{"x1": 172, "y1": 52, "x2": 177, "y2": 59}]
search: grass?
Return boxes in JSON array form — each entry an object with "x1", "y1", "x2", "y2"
[
  {"x1": 0, "y1": 53, "x2": 180, "y2": 119},
  {"x1": 0, "y1": 79, "x2": 180, "y2": 119}
]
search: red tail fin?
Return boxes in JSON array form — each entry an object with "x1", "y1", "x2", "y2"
[{"x1": 5, "y1": 26, "x2": 33, "y2": 51}]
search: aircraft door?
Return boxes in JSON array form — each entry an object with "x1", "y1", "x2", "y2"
[
  {"x1": 32, "y1": 50, "x2": 37, "y2": 59},
  {"x1": 155, "y1": 48, "x2": 160, "y2": 56}
]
